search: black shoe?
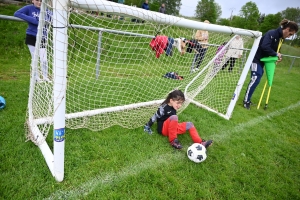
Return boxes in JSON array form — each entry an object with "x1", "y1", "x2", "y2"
[
  {"x1": 201, "y1": 140, "x2": 213, "y2": 148},
  {"x1": 243, "y1": 101, "x2": 251, "y2": 109},
  {"x1": 170, "y1": 138, "x2": 183, "y2": 149},
  {"x1": 243, "y1": 100, "x2": 256, "y2": 105}
]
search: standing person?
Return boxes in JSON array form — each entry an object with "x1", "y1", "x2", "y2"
[
  {"x1": 143, "y1": 90, "x2": 213, "y2": 149},
  {"x1": 215, "y1": 42, "x2": 227, "y2": 67},
  {"x1": 243, "y1": 19, "x2": 298, "y2": 109},
  {"x1": 14, "y1": 0, "x2": 52, "y2": 82},
  {"x1": 221, "y1": 35, "x2": 243, "y2": 72},
  {"x1": 140, "y1": 0, "x2": 149, "y2": 23},
  {"x1": 212, "y1": 42, "x2": 227, "y2": 75},
  {"x1": 159, "y1": 3, "x2": 166, "y2": 14},
  {"x1": 192, "y1": 20, "x2": 210, "y2": 72},
  {"x1": 141, "y1": 0, "x2": 149, "y2": 10},
  {"x1": 117, "y1": 0, "x2": 125, "y2": 20},
  {"x1": 106, "y1": 0, "x2": 113, "y2": 18}
]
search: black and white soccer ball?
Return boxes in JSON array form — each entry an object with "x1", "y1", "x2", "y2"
[{"x1": 187, "y1": 143, "x2": 207, "y2": 163}]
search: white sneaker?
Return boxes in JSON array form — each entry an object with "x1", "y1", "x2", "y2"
[
  {"x1": 36, "y1": 77, "x2": 42, "y2": 83},
  {"x1": 191, "y1": 68, "x2": 199, "y2": 73},
  {"x1": 43, "y1": 78, "x2": 51, "y2": 82}
]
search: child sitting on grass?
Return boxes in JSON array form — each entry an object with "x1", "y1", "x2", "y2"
[{"x1": 144, "y1": 90, "x2": 213, "y2": 149}]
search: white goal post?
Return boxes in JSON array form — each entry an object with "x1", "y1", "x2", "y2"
[{"x1": 26, "y1": 0, "x2": 262, "y2": 181}]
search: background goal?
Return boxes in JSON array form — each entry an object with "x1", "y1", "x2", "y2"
[{"x1": 26, "y1": 0, "x2": 261, "y2": 181}]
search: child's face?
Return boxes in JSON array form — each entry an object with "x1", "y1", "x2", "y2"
[
  {"x1": 32, "y1": 0, "x2": 41, "y2": 8},
  {"x1": 169, "y1": 99, "x2": 184, "y2": 110}
]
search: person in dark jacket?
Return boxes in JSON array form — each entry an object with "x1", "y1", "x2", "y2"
[
  {"x1": 141, "y1": 0, "x2": 149, "y2": 10},
  {"x1": 159, "y1": 3, "x2": 165, "y2": 14},
  {"x1": 243, "y1": 19, "x2": 298, "y2": 109},
  {"x1": 143, "y1": 90, "x2": 213, "y2": 150}
]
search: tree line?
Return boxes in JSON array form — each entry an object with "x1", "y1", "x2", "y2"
[
  {"x1": 201, "y1": 1, "x2": 300, "y2": 47},
  {"x1": 119, "y1": 0, "x2": 300, "y2": 47}
]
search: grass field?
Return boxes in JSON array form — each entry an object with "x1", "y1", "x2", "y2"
[{"x1": 1, "y1": 3, "x2": 300, "y2": 200}]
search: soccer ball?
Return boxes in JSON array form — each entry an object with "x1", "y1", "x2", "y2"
[
  {"x1": 187, "y1": 143, "x2": 207, "y2": 163},
  {"x1": 0, "y1": 96, "x2": 5, "y2": 110}
]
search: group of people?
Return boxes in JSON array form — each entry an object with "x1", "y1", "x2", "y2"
[
  {"x1": 142, "y1": 0, "x2": 166, "y2": 14},
  {"x1": 190, "y1": 19, "x2": 298, "y2": 112},
  {"x1": 15, "y1": 1, "x2": 298, "y2": 151},
  {"x1": 145, "y1": 19, "x2": 298, "y2": 151},
  {"x1": 191, "y1": 21, "x2": 244, "y2": 73}
]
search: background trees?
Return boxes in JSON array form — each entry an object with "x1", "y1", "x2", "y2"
[
  {"x1": 214, "y1": 3, "x2": 299, "y2": 47},
  {"x1": 194, "y1": 0, "x2": 221, "y2": 23},
  {"x1": 123, "y1": 0, "x2": 181, "y2": 16},
  {"x1": 154, "y1": 0, "x2": 182, "y2": 16},
  {"x1": 238, "y1": 1, "x2": 260, "y2": 30},
  {"x1": 281, "y1": 7, "x2": 300, "y2": 23},
  {"x1": 259, "y1": 13, "x2": 282, "y2": 34},
  {"x1": 118, "y1": 0, "x2": 299, "y2": 47}
]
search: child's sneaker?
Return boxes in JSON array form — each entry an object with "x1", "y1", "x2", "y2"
[
  {"x1": 144, "y1": 125, "x2": 153, "y2": 134},
  {"x1": 170, "y1": 138, "x2": 183, "y2": 149},
  {"x1": 201, "y1": 140, "x2": 213, "y2": 148}
]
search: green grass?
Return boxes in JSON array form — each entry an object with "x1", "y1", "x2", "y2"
[{"x1": 1, "y1": 3, "x2": 300, "y2": 200}]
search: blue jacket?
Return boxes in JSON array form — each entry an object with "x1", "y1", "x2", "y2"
[
  {"x1": 253, "y1": 27, "x2": 283, "y2": 66},
  {"x1": 14, "y1": 5, "x2": 52, "y2": 37},
  {"x1": 142, "y1": 2, "x2": 149, "y2": 10},
  {"x1": 14, "y1": 5, "x2": 40, "y2": 36}
]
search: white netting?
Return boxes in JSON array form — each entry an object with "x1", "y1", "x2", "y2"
[{"x1": 26, "y1": 0, "x2": 260, "y2": 144}]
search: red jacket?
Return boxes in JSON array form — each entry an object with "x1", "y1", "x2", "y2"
[{"x1": 150, "y1": 36, "x2": 168, "y2": 58}]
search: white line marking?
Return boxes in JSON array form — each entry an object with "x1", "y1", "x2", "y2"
[
  {"x1": 45, "y1": 101, "x2": 300, "y2": 199},
  {"x1": 45, "y1": 153, "x2": 182, "y2": 199},
  {"x1": 210, "y1": 101, "x2": 300, "y2": 141}
]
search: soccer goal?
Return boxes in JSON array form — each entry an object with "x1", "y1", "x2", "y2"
[{"x1": 25, "y1": 0, "x2": 262, "y2": 181}]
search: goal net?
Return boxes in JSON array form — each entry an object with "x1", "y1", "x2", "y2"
[{"x1": 25, "y1": 0, "x2": 261, "y2": 181}]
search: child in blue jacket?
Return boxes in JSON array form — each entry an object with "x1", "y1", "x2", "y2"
[{"x1": 14, "y1": 0, "x2": 52, "y2": 81}]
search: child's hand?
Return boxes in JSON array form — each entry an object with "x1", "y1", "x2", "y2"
[{"x1": 144, "y1": 125, "x2": 153, "y2": 135}]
